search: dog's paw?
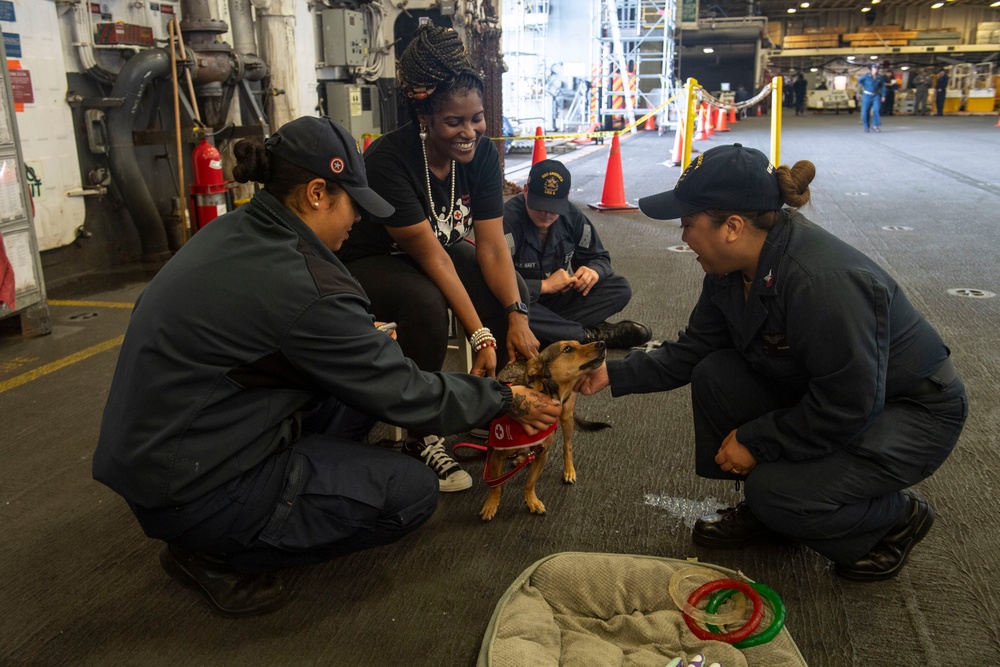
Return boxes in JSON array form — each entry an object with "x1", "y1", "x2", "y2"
[
  {"x1": 526, "y1": 497, "x2": 546, "y2": 515},
  {"x1": 479, "y1": 504, "x2": 498, "y2": 521},
  {"x1": 563, "y1": 470, "x2": 577, "y2": 484}
]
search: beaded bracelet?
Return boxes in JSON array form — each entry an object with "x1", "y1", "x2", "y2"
[
  {"x1": 474, "y1": 340, "x2": 498, "y2": 353},
  {"x1": 469, "y1": 327, "x2": 494, "y2": 348}
]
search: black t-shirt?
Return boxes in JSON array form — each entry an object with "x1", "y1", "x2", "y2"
[{"x1": 338, "y1": 122, "x2": 504, "y2": 262}]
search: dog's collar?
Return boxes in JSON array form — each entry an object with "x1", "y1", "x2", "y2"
[{"x1": 488, "y1": 414, "x2": 558, "y2": 450}]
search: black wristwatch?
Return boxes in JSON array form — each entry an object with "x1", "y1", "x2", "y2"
[{"x1": 504, "y1": 301, "x2": 529, "y2": 316}]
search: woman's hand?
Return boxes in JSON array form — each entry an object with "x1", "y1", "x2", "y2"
[
  {"x1": 506, "y1": 315, "x2": 539, "y2": 362},
  {"x1": 507, "y1": 385, "x2": 561, "y2": 434},
  {"x1": 471, "y1": 345, "x2": 497, "y2": 378},
  {"x1": 715, "y1": 429, "x2": 758, "y2": 475},
  {"x1": 575, "y1": 363, "x2": 609, "y2": 395}
]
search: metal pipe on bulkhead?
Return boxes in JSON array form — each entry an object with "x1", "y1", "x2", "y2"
[
  {"x1": 229, "y1": 0, "x2": 268, "y2": 82},
  {"x1": 106, "y1": 48, "x2": 173, "y2": 262},
  {"x1": 256, "y1": 0, "x2": 301, "y2": 128}
]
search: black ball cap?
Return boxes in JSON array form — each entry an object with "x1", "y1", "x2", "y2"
[
  {"x1": 265, "y1": 116, "x2": 394, "y2": 218},
  {"x1": 638, "y1": 143, "x2": 782, "y2": 220}
]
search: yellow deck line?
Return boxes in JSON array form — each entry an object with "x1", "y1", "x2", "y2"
[
  {"x1": 48, "y1": 299, "x2": 134, "y2": 309},
  {"x1": 0, "y1": 335, "x2": 124, "y2": 394}
]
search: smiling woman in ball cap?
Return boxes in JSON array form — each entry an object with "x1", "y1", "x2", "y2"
[
  {"x1": 577, "y1": 142, "x2": 967, "y2": 584},
  {"x1": 92, "y1": 115, "x2": 561, "y2": 618}
]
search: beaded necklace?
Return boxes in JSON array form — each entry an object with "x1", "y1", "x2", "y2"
[{"x1": 421, "y1": 138, "x2": 458, "y2": 230}]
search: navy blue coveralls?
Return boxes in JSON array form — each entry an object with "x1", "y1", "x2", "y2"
[
  {"x1": 504, "y1": 195, "x2": 632, "y2": 345},
  {"x1": 857, "y1": 71, "x2": 885, "y2": 130},
  {"x1": 606, "y1": 211, "x2": 967, "y2": 564},
  {"x1": 93, "y1": 190, "x2": 514, "y2": 573}
]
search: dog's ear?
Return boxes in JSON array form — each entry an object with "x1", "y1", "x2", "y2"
[{"x1": 525, "y1": 356, "x2": 559, "y2": 397}]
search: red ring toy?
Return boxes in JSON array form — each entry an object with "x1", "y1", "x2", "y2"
[{"x1": 683, "y1": 579, "x2": 764, "y2": 644}]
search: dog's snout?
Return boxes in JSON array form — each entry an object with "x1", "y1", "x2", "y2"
[{"x1": 595, "y1": 341, "x2": 606, "y2": 350}]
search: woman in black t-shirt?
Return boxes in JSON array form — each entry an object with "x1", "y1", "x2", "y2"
[{"x1": 338, "y1": 24, "x2": 538, "y2": 491}]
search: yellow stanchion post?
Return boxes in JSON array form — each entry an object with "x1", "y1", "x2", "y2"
[
  {"x1": 770, "y1": 76, "x2": 782, "y2": 166},
  {"x1": 683, "y1": 78, "x2": 698, "y2": 169}
]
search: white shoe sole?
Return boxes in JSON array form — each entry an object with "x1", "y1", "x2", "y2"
[{"x1": 439, "y1": 469, "x2": 473, "y2": 492}]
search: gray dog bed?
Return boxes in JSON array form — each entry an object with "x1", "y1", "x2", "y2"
[{"x1": 478, "y1": 552, "x2": 808, "y2": 667}]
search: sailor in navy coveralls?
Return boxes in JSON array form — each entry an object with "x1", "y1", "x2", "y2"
[{"x1": 576, "y1": 144, "x2": 967, "y2": 582}]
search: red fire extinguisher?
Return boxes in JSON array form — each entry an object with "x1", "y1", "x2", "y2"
[{"x1": 190, "y1": 138, "x2": 228, "y2": 232}]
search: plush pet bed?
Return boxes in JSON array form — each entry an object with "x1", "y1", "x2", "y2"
[{"x1": 478, "y1": 552, "x2": 808, "y2": 667}]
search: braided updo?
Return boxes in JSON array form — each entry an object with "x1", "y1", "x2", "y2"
[{"x1": 397, "y1": 24, "x2": 484, "y2": 117}]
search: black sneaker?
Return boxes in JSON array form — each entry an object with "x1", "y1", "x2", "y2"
[
  {"x1": 583, "y1": 320, "x2": 652, "y2": 349},
  {"x1": 692, "y1": 501, "x2": 786, "y2": 549},
  {"x1": 402, "y1": 436, "x2": 473, "y2": 492}
]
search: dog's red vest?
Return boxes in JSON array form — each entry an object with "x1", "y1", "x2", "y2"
[{"x1": 488, "y1": 414, "x2": 558, "y2": 450}]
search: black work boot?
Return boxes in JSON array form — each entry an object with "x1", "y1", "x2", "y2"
[
  {"x1": 835, "y1": 489, "x2": 935, "y2": 583},
  {"x1": 692, "y1": 501, "x2": 786, "y2": 549},
  {"x1": 159, "y1": 544, "x2": 289, "y2": 617},
  {"x1": 582, "y1": 320, "x2": 652, "y2": 349}
]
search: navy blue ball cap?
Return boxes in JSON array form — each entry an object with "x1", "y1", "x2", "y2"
[
  {"x1": 265, "y1": 116, "x2": 394, "y2": 218},
  {"x1": 638, "y1": 143, "x2": 782, "y2": 220},
  {"x1": 526, "y1": 159, "x2": 571, "y2": 215}
]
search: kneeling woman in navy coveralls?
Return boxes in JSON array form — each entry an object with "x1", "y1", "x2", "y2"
[
  {"x1": 92, "y1": 117, "x2": 560, "y2": 617},
  {"x1": 578, "y1": 143, "x2": 967, "y2": 581}
]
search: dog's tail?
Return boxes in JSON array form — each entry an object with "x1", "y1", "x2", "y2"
[{"x1": 574, "y1": 416, "x2": 612, "y2": 432}]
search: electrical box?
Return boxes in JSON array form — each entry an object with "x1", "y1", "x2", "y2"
[
  {"x1": 326, "y1": 83, "x2": 381, "y2": 141},
  {"x1": 322, "y1": 9, "x2": 369, "y2": 68}
]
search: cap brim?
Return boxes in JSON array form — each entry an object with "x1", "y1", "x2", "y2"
[
  {"x1": 344, "y1": 185, "x2": 395, "y2": 218},
  {"x1": 637, "y1": 190, "x2": 703, "y2": 220},
  {"x1": 526, "y1": 192, "x2": 569, "y2": 215}
]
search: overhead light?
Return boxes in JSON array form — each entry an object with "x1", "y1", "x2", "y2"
[
  {"x1": 901, "y1": 66, "x2": 910, "y2": 70},
  {"x1": 931, "y1": 2, "x2": 944, "y2": 7},
  {"x1": 810, "y1": 67, "x2": 818, "y2": 72},
  {"x1": 991, "y1": 0, "x2": 999, "y2": 6},
  {"x1": 703, "y1": 47, "x2": 715, "y2": 53},
  {"x1": 871, "y1": 55, "x2": 879, "y2": 59},
  {"x1": 871, "y1": 0, "x2": 881, "y2": 3},
  {"x1": 800, "y1": 1, "x2": 810, "y2": 6},
  {"x1": 787, "y1": 7, "x2": 797, "y2": 12},
  {"x1": 847, "y1": 55, "x2": 856, "y2": 61},
  {"x1": 861, "y1": 6, "x2": 871, "y2": 12}
]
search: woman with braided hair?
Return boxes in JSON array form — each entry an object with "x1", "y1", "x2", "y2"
[{"x1": 339, "y1": 24, "x2": 538, "y2": 492}]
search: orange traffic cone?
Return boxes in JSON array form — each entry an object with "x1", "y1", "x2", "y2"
[
  {"x1": 996, "y1": 114, "x2": 1000, "y2": 127},
  {"x1": 668, "y1": 120, "x2": 685, "y2": 166},
  {"x1": 728, "y1": 106, "x2": 738, "y2": 124},
  {"x1": 531, "y1": 126, "x2": 547, "y2": 164},
  {"x1": 716, "y1": 106, "x2": 730, "y2": 132},
  {"x1": 756, "y1": 104, "x2": 762, "y2": 117},
  {"x1": 587, "y1": 133, "x2": 638, "y2": 211},
  {"x1": 705, "y1": 104, "x2": 716, "y2": 137},
  {"x1": 694, "y1": 105, "x2": 709, "y2": 141},
  {"x1": 644, "y1": 114, "x2": 657, "y2": 132}
]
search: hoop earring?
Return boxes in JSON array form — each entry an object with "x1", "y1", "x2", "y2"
[{"x1": 419, "y1": 124, "x2": 428, "y2": 142}]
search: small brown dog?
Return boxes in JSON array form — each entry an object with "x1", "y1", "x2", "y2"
[{"x1": 479, "y1": 340, "x2": 611, "y2": 521}]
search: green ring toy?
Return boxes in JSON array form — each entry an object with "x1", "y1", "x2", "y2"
[{"x1": 706, "y1": 582, "x2": 786, "y2": 648}]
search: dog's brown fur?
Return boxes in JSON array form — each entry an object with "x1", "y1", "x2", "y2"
[{"x1": 479, "y1": 340, "x2": 610, "y2": 521}]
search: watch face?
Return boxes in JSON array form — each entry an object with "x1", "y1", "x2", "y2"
[{"x1": 507, "y1": 301, "x2": 528, "y2": 315}]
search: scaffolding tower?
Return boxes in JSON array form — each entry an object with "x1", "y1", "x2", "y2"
[
  {"x1": 594, "y1": 0, "x2": 678, "y2": 130},
  {"x1": 501, "y1": 0, "x2": 550, "y2": 136}
]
